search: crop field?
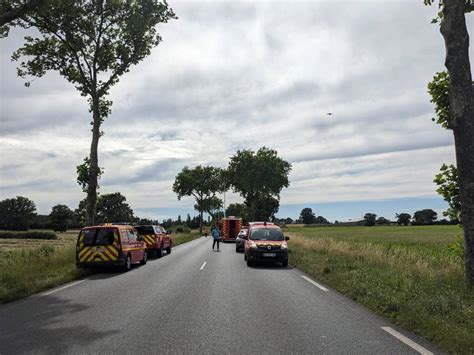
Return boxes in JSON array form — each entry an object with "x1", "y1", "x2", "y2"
[
  {"x1": 284, "y1": 225, "x2": 473, "y2": 354},
  {"x1": 0, "y1": 230, "x2": 200, "y2": 303}
]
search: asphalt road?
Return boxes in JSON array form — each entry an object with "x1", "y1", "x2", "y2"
[{"x1": 0, "y1": 237, "x2": 439, "y2": 354}]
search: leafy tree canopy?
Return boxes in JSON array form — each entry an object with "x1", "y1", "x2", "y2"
[
  {"x1": 299, "y1": 207, "x2": 316, "y2": 225},
  {"x1": 413, "y1": 209, "x2": 438, "y2": 225},
  {"x1": 0, "y1": 196, "x2": 37, "y2": 230},
  {"x1": 96, "y1": 192, "x2": 134, "y2": 223},
  {"x1": 227, "y1": 147, "x2": 291, "y2": 221},
  {"x1": 364, "y1": 213, "x2": 377, "y2": 227},
  {"x1": 49, "y1": 204, "x2": 74, "y2": 232},
  {"x1": 396, "y1": 213, "x2": 411, "y2": 226}
]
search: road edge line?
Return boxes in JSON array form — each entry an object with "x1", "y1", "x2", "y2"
[
  {"x1": 301, "y1": 275, "x2": 329, "y2": 292},
  {"x1": 381, "y1": 327, "x2": 433, "y2": 355},
  {"x1": 41, "y1": 280, "x2": 87, "y2": 296}
]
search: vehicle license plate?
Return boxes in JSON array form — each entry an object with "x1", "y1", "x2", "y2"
[{"x1": 263, "y1": 253, "x2": 276, "y2": 257}]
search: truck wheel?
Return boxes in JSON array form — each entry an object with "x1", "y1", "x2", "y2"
[
  {"x1": 156, "y1": 247, "x2": 163, "y2": 258},
  {"x1": 140, "y1": 251, "x2": 148, "y2": 265},
  {"x1": 123, "y1": 254, "x2": 132, "y2": 272},
  {"x1": 167, "y1": 245, "x2": 172, "y2": 254}
]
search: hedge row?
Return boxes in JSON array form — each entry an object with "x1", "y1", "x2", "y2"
[{"x1": 0, "y1": 231, "x2": 58, "y2": 240}]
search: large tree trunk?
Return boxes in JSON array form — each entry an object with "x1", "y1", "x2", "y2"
[
  {"x1": 441, "y1": 0, "x2": 474, "y2": 286},
  {"x1": 86, "y1": 95, "x2": 102, "y2": 226},
  {"x1": 199, "y1": 210, "x2": 203, "y2": 235}
]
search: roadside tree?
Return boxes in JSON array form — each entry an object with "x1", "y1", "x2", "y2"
[
  {"x1": 226, "y1": 203, "x2": 246, "y2": 218},
  {"x1": 424, "y1": 0, "x2": 474, "y2": 285},
  {"x1": 376, "y1": 217, "x2": 390, "y2": 225},
  {"x1": 315, "y1": 216, "x2": 330, "y2": 224},
  {"x1": 364, "y1": 213, "x2": 377, "y2": 227},
  {"x1": 10, "y1": 0, "x2": 176, "y2": 226},
  {"x1": 227, "y1": 147, "x2": 291, "y2": 221},
  {"x1": 49, "y1": 204, "x2": 74, "y2": 232},
  {"x1": 0, "y1": 196, "x2": 37, "y2": 230},
  {"x1": 299, "y1": 208, "x2": 316, "y2": 224},
  {"x1": 173, "y1": 165, "x2": 225, "y2": 234},
  {"x1": 413, "y1": 209, "x2": 438, "y2": 225},
  {"x1": 396, "y1": 213, "x2": 411, "y2": 226},
  {"x1": 96, "y1": 192, "x2": 134, "y2": 223}
]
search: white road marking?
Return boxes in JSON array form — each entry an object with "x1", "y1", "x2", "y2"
[
  {"x1": 200, "y1": 261, "x2": 207, "y2": 271},
  {"x1": 382, "y1": 327, "x2": 433, "y2": 355},
  {"x1": 301, "y1": 275, "x2": 329, "y2": 292},
  {"x1": 42, "y1": 280, "x2": 86, "y2": 296}
]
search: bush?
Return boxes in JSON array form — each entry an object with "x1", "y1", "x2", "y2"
[
  {"x1": 0, "y1": 231, "x2": 58, "y2": 240},
  {"x1": 170, "y1": 224, "x2": 191, "y2": 234},
  {"x1": 447, "y1": 234, "x2": 464, "y2": 260}
]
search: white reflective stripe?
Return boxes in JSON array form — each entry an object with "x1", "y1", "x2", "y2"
[
  {"x1": 301, "y1": 275, "x2": 329, "y2": 292},
  {"x1": 381, "y1": 327, "x2": 433, "y2": 355},
  {"x1": 200, "y1": 261, "x2": 207, "y2": 271},
  {"x1": 42, "y1": 280, "x2": 86, "y2": 296}
]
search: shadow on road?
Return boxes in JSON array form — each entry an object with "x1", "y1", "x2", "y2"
[{"x1": 0, "y1": 295, "x2": 119, "y2": 354}]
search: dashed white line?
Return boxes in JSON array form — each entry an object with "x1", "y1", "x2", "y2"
[
  {"x1": 382, "y1": 327, "x2": 433, "y2": 355},
  {"x1": 200, "y1": 261, "x2": 207, "y2": 271},
  {"x1": 301, "y1": 275, "x2": 329, "y2": 292},
  {"x1": 42, "y1": 280, "x2": 86, "y2": 296}
]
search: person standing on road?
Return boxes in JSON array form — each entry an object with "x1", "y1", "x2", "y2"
[{"x1": 211, "y1": 225, "x2": 221, "y2": 251}]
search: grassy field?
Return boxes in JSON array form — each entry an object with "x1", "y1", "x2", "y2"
[
  {"x1": 285, "y1": 225, "x2": 473, "y2": 354},
  {"x1": 0, "y1": 230, "x2": 201, "y2": 303}
]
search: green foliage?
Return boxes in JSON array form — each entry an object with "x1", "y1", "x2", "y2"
[
  {"x1": 49, "y1": 204, "x2": 73, "y2": 232},
  {"x1": 227, "y1": 147, "x2": 291, "y2": 221},
  {"x1": 96, "y1": 192, "x2": 135, "y2": 223},
  {"x1": 0, "y1": 230, "x2": 57, "y2": 239},
  {"x1": 363, "y1": 213, "x2": 377, "y2": 226},
  {"x1": 396, "y1": 213, "x2": 411, "y2": 226},
  {"x1": 413, "y1": 209, "x2": 438, "y2": 225},
  {"x1": 0, "y1": 196, "x2": 37, "y2": 230},
  {"x1": 447, "y1": 234, "x2": 465, "y2": 260},
  {"x1": 169, "y1": 224, "x2": 191, "y2": 234},
  {"x1": 225, "y1": 203, "x2": 246, "y2": 218},
  {"x1": 428, "y1": 71, "x2": 451, "y2": 129},
  {"x1": 173, "y1": 165, "x2": 225, "y2": 220},
  {"x1": 434, "y1": 163, "x2": 461, "y2": 222},
  {"x1": 9, "y1": 0, "x2": 176, "y2": 225},
  {"x1": 376, "y1": 216, "x2": 390, "y2": 225},
  {"x1": 76, "y1": 157, "x2": 103, "y2": 193},
  {"x1": 300, "y1": 207, "x2": 316, "y2": 224}
]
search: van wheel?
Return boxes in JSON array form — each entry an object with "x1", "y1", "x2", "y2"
[
  {"x1": 156, "y1": 247, "x2": 163, "y2": 258},
  {"x1": 140, "y1": 251, "x2": 148, "y2": 265},
  {"x1": 166, "y1": 245, "x2": 172, "y2": 254},
  {"x1": 282, "y1": 260, "x2": 288, "y2": 267},
  {"x1": 247, "y1": 258, "x2": 253, "y2": 267},
  {"x1": 124, "y1": 254, "x2": 132, "y2": 272}
]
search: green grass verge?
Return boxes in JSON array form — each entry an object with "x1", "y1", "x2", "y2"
[
  {"x1": 285, "y1": 225, "x2": 473, "y2": 354},
  {"x1": 0, "y1": 244, "x2": 89, "y2": 303},
  {"x1": 0, "y1": 233, "x2": 201, "y2": 304}
]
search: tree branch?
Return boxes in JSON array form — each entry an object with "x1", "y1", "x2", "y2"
[{"x1": 0, "y1": 0, "x2": 46, "y2": 27}]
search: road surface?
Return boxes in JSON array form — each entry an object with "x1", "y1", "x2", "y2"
[{"x1": 0, "y1": 237, "x2": 439, "y2": 354}]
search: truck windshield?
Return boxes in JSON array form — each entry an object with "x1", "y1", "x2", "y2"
[
  {"x1": 250, "y1": 228, "x2": 284, "y2": 241},
  {"x1": 135, "y1": 226, "x2": 154, "y2": 235}
]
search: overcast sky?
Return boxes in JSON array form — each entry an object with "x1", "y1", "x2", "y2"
[{"x1": 1, "y1": 0, "x2": 472, "y2": 222}]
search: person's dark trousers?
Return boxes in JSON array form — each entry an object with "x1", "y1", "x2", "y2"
[{"x1": 212, "y1": 239, "x2": 220, "y2": 250}]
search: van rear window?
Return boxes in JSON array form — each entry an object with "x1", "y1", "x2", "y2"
[
  {"x1": 81, "y1": 228, "x2": 116, "y2": 246},
  {"x1": 135, "y1": 226, "x2": 154, "y2": 235}
]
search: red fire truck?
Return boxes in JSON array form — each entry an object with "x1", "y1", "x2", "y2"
[{"x1": 219, "y1": 217, "x2": 243, "y2": 242}]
